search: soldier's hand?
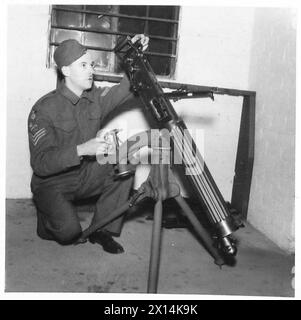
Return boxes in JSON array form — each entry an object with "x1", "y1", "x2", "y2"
[
  {"x1": 77, "y1": 138, "x2": 113, "y2": 157},
  {"x1": 131, "y1": 34, "x2": 149, "y2": 51}
]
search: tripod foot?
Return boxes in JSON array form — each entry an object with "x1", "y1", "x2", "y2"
[{"x1": 174, "y1": 195, "x2": 225, "y2": 266}]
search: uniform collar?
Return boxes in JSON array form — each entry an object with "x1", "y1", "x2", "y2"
[
  {"x1": 58, "y1": 81, "x2": 95, "y2": 104},
  {"x1": 81, "y1": 88, "x2": 95, "y2": 103}
]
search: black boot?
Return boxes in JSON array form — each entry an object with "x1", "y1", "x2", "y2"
[{"x1": 89, "y1": 230, "x2": 124, "y2": 254}]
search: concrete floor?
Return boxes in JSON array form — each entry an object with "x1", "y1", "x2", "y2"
[{"x1": 5, "y1": 199, "x2": 294, "y2": 297}]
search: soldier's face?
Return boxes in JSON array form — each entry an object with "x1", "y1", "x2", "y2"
[{"x1": 64, "y1": 52, "x2": 95, "y2": 94}]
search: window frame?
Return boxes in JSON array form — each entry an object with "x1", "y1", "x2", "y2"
[{"x1": 47, "y1": 5, "x2": 180, "y2": 80}]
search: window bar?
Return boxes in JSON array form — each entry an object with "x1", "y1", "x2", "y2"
[
  {"x1": 111, "y1": 6, "x2": 120, "y2": 73},
  {"x1": 81, "y1": 5, "x2": 87, "y2": 45},
  {"x1": 51, "y1": 24, "x2": 178, "y2": 42},
  {"x1": 52, "y1": 6, "x2": 180, "y2": 24},
  {"x1": 170, "y1": 7, "x2": 180, "y2": 77},
  {"x1": 144, "y1": 6, "x2": 150, "y2": 36},
  {"x1": 49, "y1": 41, "x2": 176, "y2": 59}
]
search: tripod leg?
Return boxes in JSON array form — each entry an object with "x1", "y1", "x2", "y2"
[
  {"x1": 148, "y1": 199, "x2": 163, "y2": 293},
  {"x1": 75, "y1": 201, "x2": 131, "y2": 243},
  {"x1": 174, "y1": 195, "x2": 225, "y2": 266}
]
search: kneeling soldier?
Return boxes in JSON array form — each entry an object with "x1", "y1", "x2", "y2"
[{"x1": 28, "y1": 35, "x2": 149, "y2": 253}]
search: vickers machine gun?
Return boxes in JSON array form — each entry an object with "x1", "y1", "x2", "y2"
[
  {"x1": 114, "y1": 37, "x2": 242, "y2": 254},
  {"x1": 78, "y1": 36, "x2": 244, "y2": 293}
]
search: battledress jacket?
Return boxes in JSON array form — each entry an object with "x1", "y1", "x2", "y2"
[{"x1": 28, "y1": 76, "x2": 133, "y2": 192}]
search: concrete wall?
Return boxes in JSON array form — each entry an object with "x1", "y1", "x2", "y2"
[
  {"x1": 6, "y1": 5, "x2": 56, "y2": 197},
  {"x1": 247, "y1": 8, "x2": 296, "y2": 252},
  {"x1": 6, "y1": 5, "x2": 295, "y2": 252}
]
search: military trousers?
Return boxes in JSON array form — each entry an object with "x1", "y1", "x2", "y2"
[{"x1": 32, "y1": 160, "x2": 134, "y2": 244}]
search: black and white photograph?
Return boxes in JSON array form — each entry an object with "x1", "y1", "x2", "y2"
[{"x1": 2, "y1": 0, "x2": 298, "y2": 299}]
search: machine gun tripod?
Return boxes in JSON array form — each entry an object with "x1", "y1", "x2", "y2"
[{"x1": 76, "y1": 131, "x2": 228, "y2": 293}]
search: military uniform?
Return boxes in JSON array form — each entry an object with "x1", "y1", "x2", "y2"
[{"x1": 28, "y1": 77, "x2": 134, "y2": 244}]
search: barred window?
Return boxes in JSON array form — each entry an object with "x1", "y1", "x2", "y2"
[{"x1": 47, "y1": 5, "x2": 180, "y2": 78}]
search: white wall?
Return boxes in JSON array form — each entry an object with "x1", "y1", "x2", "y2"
[
  {"x1": 247, "y1": 8, "x2": 296, "y2": 252},
  {"x1": 176, "y1": 7, "x2": 254, "y2": 89},
  {"x1": 6, "y1": 5, "x2": 56, "y2": 197},
  {"x1": 6, "y1": 6, "x2": 295, "y2": 252}
]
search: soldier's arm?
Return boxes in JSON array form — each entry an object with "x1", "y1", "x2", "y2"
[
  {"x1": 28, "y1": 109, "x2": 81, "y2": 177},
  {"x1": 97, "y1": 75, "x2": 134, "y2": 119},
  {"x1": 96, "y1": 34, "x2": 149, "y2": 118}
]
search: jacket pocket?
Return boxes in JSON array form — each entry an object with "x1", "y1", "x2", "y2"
[
  {"x1": 88, "y1": 107, "x2": 102, "y2": 120},
  {"x1": 53, "y1": 119, "x2": 77, "y2": 132}
]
